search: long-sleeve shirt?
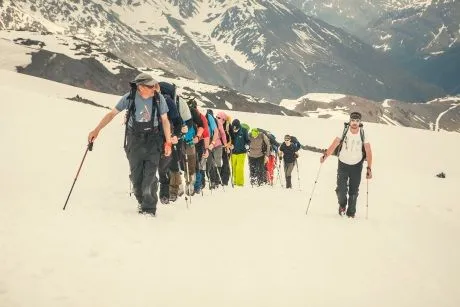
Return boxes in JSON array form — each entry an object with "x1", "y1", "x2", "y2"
[{"x1": 248, "y1": 133, "x2": 270, "y2": 158}]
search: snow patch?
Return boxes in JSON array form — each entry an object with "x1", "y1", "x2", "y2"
[
  {"x1": 373, "y1": 43, "x2": 391, "y2": 52},
  {"x1": 382, "y1": 99, "x2": 392, "y2": 108},
  {"x1": 303, "y1": 93, "x2": 346, "y2": 103},
  {"x1": 225, "y1": 100, "x2": 233, "y2": 110}
]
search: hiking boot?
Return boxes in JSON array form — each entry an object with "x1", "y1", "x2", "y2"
[
  {"x1": 160, "y1": 196, "x2": 169, "y2": 205},
  {"x1": 185, "y1": 184, "x2": 194, "y2": 196},
  {"x1": 347, "y1": 214, "x2": 355, "y2": 218},
  {"x1": 178, "y1": 184, "x2": 184, "y2": 197},
  {"x1": 169, "y1": 194, "x2": 178, "y2": 202},
  {"x1": 338, "y1": 206, "x2": 346, "y2": 216},
  {"x1": 138, "y1": 208, "x2": 156, "y2": 217}
]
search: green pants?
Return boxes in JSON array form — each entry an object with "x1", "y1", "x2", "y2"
[{"x1": 231, "y1": 153, "x2": 246, "y2": 186}]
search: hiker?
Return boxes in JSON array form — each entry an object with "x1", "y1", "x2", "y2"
[
  {"x1": 258, "y1": 129, "x2": 280, "y2": 185},
  {"x1": 229, "y1": 119, "x2": 249, "y2": 186},
  {"x1": 215, "y1": 111, "x2": 232, "y2": 186},
  {"x1": 320, "y1": 111, "x2": 373, "y2": 218},
  {"x1": 168, "y1": 87, "x2": 194, "y2": 203},
  {"x1": 206, "y1": 109, "x2": 228, "y2": 189},
  {"x1": 278, "y1": 135, "x2": 298, "y2": 188},
  {"x1": 248, "y1": 128, "x2": 270, "y2": 186},
  {"x1": 157, "y1": 83, "x2": 183, "y2": 204},
  {"x1": 88, "y1": 73, "x2": 171, "y2": 216},
  {"x1": 181, "y1": 99, "x2": 203, "y2": 196},
  {"x1": 186, "y1": 99, "x2": 210, "y2": 194}
]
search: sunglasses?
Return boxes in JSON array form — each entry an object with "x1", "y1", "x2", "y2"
[
  {"x1": 284, "y1": 139, "x2": 291, "y2": 142},
  {"x1": 350, "y1": 118, "x2": 361, "y2": 122},
  {"x1": 142, "y1": 84, "x2": 156, "y2": 89}
]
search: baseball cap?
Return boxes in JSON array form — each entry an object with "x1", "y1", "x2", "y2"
[{"x1": 133, "y1": 73, "x2": 158, "y2": 86}]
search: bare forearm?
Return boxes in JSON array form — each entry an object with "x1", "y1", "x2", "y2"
[
  {"x1": 161, "y1": 117, "x2": 172, "y2": 143},
  {"x1": 95, "y1": 110, "x2": 117, "y2": 132},
  {"x1": 204, "y1": 137, "x2": 210, "y2": 149},
  {"x1": 88, "y1": 108, "x2": 119, "y2": 142},
  {"x1": 212, "y1": 129, "x2": 219, "y2": 144},
  {"x1": 364, "y1": 145, "x2": 372, "y2": 168}
]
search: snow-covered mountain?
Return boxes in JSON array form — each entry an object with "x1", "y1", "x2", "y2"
[
  {"x1": 289, "y1": 0, "x2": 460, "y2": 95},
  {"x1": 280, "y1": 93, "x2": 460, "y2": 132},
  {"x1": 0, "y1": 0, "x2": 446, "y2": 102},
  {"x1": 3, "y1": 29, "x2": 460, "y2": 131},
  {"x1": 0, "y1": 30, "x2": 299, "y2": 115}
]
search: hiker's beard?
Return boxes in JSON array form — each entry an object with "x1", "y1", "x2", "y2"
[{"x1": 350, "y1": 122, "x2": 359, "y2": 130}]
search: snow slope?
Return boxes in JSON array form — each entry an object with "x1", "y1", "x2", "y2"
[{"x1": 0, "y1": 70, "x2": 459, "y2": 307}]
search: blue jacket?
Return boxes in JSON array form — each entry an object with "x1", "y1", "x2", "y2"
[{"x1": 232, "y1": 127, "x2": 249, "y2": 154}]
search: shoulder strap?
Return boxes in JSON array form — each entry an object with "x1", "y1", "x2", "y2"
[
  {"x1": 124, "y1": 83, "x2": 137, "y2": 149},
  {"x1": 340, "y1": 123, "x2": 349, "y2": 141},
  {"x1": 154, "y1": 92, "x2": 162, "y2": 133},
  {"x1": 334, "y1": 122, "x2": 349, "y2": 156}
]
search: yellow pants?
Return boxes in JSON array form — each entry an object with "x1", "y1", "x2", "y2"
[{"x1": 231, "y1": 153, "x2": 246, "y2": 186}]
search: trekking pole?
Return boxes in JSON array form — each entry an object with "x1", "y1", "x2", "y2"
[
  {"x1": 175, "y1": 144, "x2": 190, "y2": 208},
  {"x1": 63, "y1": 142, "x2": 93, "y2": 210},
  {"x1": 211, "y1": 152, "x2": 225, "y2": 191},
  {"x1": 305, "y1": 163, "x2": 323, "y2": 215},
  {"x1": 182, "y1": 143, "x2": 192, "y2": 208},
  {"x1": 295, "y1": 159, "x2": 301, "y2": 190},
  {"x1": 276, "y1": 158, "x2": 283, "y2": 188},
  {"x1": 366, "y1": 178, "x2": 369, "y2": 219},
  {"x1": 228, "y1": 152, "x2": 234, "y2": 188},
  {"x1": 280, "y1": 159, "x2": 285, "y2": 188}
]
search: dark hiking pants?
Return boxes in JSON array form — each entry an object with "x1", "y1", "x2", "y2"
[
  {"x1": 249, "y1": 156, "x2": 265, "y2": 186},
  {"x1": 125, "y1": 132, "x2": 162, "y2": 212},
  {"x1": 207, "y1": 147, "x2": 223, "y2": 187},
  {"x1": 284, "y1": 162, "x2": 295, "y2": 188},
  {"x1": 336, "y1": 160, "x2": 363, "y2": 216},
  {"x1": 220, "y1": 150, "x2": 230, "y2": 185},
  {"x1": 158, "y1": 154, "x2": 173, "y2": 200}
]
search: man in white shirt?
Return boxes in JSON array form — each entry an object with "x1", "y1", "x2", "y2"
[{"x1": 320, "y1": 112, "x2": 373, "y2": 218}]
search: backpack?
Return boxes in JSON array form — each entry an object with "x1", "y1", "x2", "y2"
[
  {"x1": 259, "y1": 128, "x2": 280, "y2": 154},
  {"x1": 241, "y1": 122, "x2": 250, "y2": 132},
  {"x1": 289, "y1": 136, "x2": 302, "y2": 151},
  {"x1": 199, "y1": 112, "x2": 210, "y2": 139},
  {"x1": 206, "y1": 110, "x2": 218, "y2": 139},
  {"x1": 333, "y1": 122, "x2": 366, "y2": 160}
]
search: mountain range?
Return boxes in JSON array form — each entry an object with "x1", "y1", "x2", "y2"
[
  {"x1": 0, "y1": 0, "x2": 451, "y2": 102},
  {"x1": 288, "y1": 0, "x2": 460, "y2": 95},
  {"x1": 0, "y1": 0, "x2": 459, "y2": 132}
]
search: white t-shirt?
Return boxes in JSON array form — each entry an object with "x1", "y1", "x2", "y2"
[{"x1": 338, "y1": 128, "x2": 368, "y2": 165}]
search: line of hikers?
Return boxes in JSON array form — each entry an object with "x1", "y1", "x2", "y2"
[{"x1": 88, "y1": 73, "x2": 372, "y2": 217}]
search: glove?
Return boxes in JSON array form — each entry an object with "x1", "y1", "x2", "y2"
[
  {"x1": 264, "y1": 156, "x2": 268, "y2": 164},
  {"x1": 245, "y1": 144, "x2": 249, "y2": 150}
]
